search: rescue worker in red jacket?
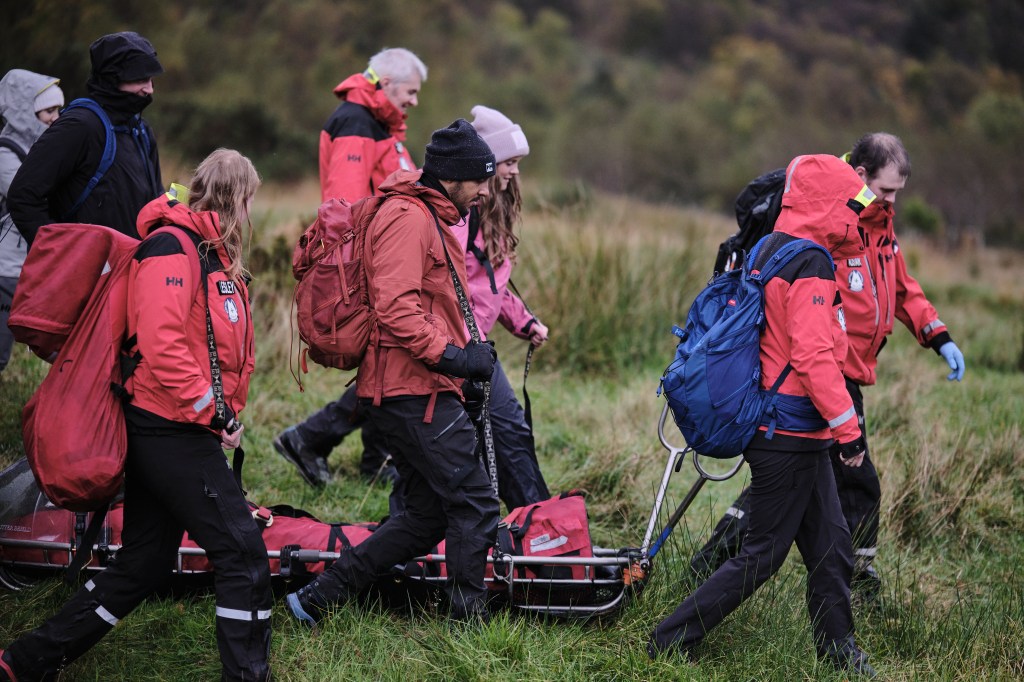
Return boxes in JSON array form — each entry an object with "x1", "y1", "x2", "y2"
[
  {"x1": 286, "y1": 119, "x2": 500, "y2": 624},
  {"x1": 0, "y1": 149, "x2": 272, "y2": 682},
  {"x1": 274, "y1": 47, "x2": 428, "y2": 488},
  {"x1": 691, "y1": 134, "x2": 965, "y2": 596},
  {"x1": 833, "y1": 132, "x2": 964, "y2": 587},
  {"x1": 649, "y1": 154, "x2": 877, "y2": 676}
]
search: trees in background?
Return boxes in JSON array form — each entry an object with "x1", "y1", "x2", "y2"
[{"x1": 4, "y1": 0, "x2": 1022, "y2": 245}]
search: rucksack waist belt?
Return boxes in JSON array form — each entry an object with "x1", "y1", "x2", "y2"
[{"x1": 761, "y1": 394, "x2": 828, "y2": 438}]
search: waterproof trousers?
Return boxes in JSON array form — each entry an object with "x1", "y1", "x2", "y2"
[
  {"x1": 487, "y1": 359, "x2": 550, "y2": 510},
  {"x1": 652, "y1": 443, "x2": 855, "y2": 656},
  {"x1": 297, "y1": 384, "x2": 390, "y2": 477},
  {"x1": 5, "y1": 431, "x2": 272, "y2": 682},
  {"x1": 691, "y1": 379, "x2": 880, "y2": 578},
  {"x1": 315, "y1": 394, "x2": 499, "y2": 617},
  {"x1": 827, "y1": 380, "x2": 880, "y2": 573}
]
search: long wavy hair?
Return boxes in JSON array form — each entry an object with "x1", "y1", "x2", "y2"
[
  {"x1": 188, "y1": 148, "x2": 260, "y2": 282},
  {"x1": 478, "y1": 173, "x2": 522, "y2": 267}
]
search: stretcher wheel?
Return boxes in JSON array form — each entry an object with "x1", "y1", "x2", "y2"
[{"x1": 0, "y1": 564, "x2": 41, "y2": 591}]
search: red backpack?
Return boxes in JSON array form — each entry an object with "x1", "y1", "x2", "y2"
[
  {"x1": 291, "y1": 195, "x2": 388, "y2": 372},
  {"x1": 10, "y1": 223, "x2": 199, "y2": 512}
]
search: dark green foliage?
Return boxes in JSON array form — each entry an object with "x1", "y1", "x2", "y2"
[{"x1": 2, "y1": 2, "x2": 1022, "y2": 234}]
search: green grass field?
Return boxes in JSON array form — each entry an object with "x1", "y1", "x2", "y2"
[{"x1": 2, "y1": 185, "x2": 1022, "y2": 680}]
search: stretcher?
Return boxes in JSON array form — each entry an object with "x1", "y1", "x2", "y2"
[{"x1": 0, "y1": 405, "x2": 743, "y2": 619}]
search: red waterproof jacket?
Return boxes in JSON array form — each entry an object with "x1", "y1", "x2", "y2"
[
  {"x1": 834, "y1": 201, "x2": 947, "y2": 386},
  {"x1": 759, "y1": 155, "x2": 868, "y2": 445},
  {"x1": 318, "y1": 73, "x2": 416, "y2": 203},
  {"x1": 355, "y1": 170, "x2": 470, "y2": 420},
  {"x1": 126, "y1": 196, "x2": 255, "y2": 429}
]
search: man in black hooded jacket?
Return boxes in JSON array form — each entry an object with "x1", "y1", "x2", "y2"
[{"x1": 9, "y1": 31, "x2": 163, "y2": 243}]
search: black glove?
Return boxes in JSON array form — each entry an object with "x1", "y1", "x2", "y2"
[
  {"x1": 462, "y1": 379, "x2": 486, "y2": 422},
  {"x1": 836, "y1": 436, "x2": 867, "y2": 461},
  {"x1": 433, "y1": 340, "x2": 496, "y2": 380}
]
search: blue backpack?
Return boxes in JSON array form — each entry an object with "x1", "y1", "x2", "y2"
[
  {"x1": 59, "y1": 98, "x2": 154, "y2": 220},
  {"x1": 660, "y1": 236, "x2": 832, "y2": 458}
]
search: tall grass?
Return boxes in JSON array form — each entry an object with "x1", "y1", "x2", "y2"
[{"x1": 1, "y1": 187, "x2": 1023, "y2": 680}]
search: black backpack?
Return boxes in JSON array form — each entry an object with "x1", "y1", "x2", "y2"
[{"x1": 713, "y1": 167, "x2": 786, "y2": 275}]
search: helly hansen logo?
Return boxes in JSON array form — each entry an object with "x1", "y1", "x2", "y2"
[
  {"x1": 347, "y1": 154, "x2": 361, "y2": 162},
  {"x1": 217, "y1": 281, "x2": 236, "y2": 295},
  {"x1": 812, "y1": 295, "x2": 826, "y2": 305},
  {"x1": 166, "y1": 276, "x2": 184, "y2": 287}
]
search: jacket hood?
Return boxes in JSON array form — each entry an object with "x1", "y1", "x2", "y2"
[
  {"x1": 333, "y1": 72, "x2": 407, "y2": 140},
  {"x1": 136, "y1": 195, "x2": 228, "y2": 258},
  {"x1": 774, "y1": 154, "x2": 875, "y2": 259},
  {"x1": 0, "y1": 69, "x2": 58, "y2": 151},
  {"x1": 86, "y1": 32, "x2": 162, "y2": 119},
  {"x1": 377, "y1": 169, "x2": 462, "y2": 225}
]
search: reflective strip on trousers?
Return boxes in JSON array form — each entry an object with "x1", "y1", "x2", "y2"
[
  {"x1": 95, "y1": 605, "x2": 119, "y2": 626},
  {"x1": 216, "y1": 606, "x2": 272, "y2": 621}
]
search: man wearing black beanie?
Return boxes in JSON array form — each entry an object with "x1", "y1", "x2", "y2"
[
  {"x1": 287, "y1": 119, "x2": 501, "y2": 624},
  {"x1": 9, "y1": 31, "x2": 164, "y2": 243}
]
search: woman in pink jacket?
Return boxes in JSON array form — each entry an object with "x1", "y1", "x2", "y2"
[{"x1": 450, "y1": 105, "x2": 549, "y2": 509}]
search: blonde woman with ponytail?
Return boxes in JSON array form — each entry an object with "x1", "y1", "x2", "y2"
[{"x1": 0, "y1": 149, "x2": 272, "y2": 682}]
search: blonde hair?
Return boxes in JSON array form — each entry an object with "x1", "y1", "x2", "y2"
[
  {"x1": 478, "y1": 173, "x2": 522, "y2": 266},
  {"x1": 188, "y1": 148, "x2": 260, "y2": 282}
]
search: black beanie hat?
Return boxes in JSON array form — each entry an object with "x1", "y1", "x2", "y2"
[{"x1": 422, "y1": 119, "x2": 496, "y2": 181}]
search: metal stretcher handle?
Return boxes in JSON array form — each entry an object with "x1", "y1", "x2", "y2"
[{"x1": 642, "y1": 403, "x2": 744, "y2": 559}]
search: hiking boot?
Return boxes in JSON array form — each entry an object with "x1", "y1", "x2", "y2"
[
  {"x1": 0, "y1": 649, "x2": 18, "y2": 682},
  {"x1": 273, "y1": 427, "x2": 330, "y2": 488},
  {"x1": 821, "y1": 638, "x2": 877, "y2": 678},
  {"x1": 285, "y1": 572, "x2": 352, "y2": 627}
]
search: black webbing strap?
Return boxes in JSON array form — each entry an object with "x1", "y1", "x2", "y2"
[
  {"x1": 417, "y1": 198, "x2": 499, "y2": 499},
  {"x1": 465, "y1": 207, "x2": 498, "y2": 294},
  {"x1": 506, "y1": 278, "x2": 536, "y2": 430},
  {"x1": 65, "y1": 509, "x2": 107, "y2": 586}
]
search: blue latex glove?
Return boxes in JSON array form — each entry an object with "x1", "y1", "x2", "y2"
[{"x1": 939, "y1": 342, "x2": 965, "y2": 381}]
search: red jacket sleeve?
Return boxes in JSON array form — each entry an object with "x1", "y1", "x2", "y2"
[
  {"x1": 784, "y1": 276, "x2": 862, "y2": 444},
  {"x1": 132, "y1": 251, "x2": 216, "y2": 424},
  {"x1": 892, "y1": 244, "x2": 946, "y2": 347}
]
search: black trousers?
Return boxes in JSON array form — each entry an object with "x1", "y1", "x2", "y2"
[
  {"x1": 319, "y1": 393, "x2": 499, "y2": 616},
  {"x1": 6, "y1": 431, "x2": 272, "y2": 682},
  {"x1": 828, "y1": 380, "x2": 881, "y2": 571},
  {"x1": 652, "y1": 443, "x2": 855, "y2": 656},
  {"x1": 693, "y1": 379, "x2": 881, "y2": 576},
  {"x1": 298, "y1": 384, "x2": 390, "y2": 477},
  {"x1": 386, "y1": 359, "x2": 550, "y2": 515}
]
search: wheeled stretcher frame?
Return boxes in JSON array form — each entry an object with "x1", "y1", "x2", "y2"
[{"x1": 0, "y1": 405, "x2": 744, "y2": 619}]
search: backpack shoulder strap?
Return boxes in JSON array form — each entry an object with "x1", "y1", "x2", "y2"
[
  {"x1": 60, "y1": 98, "x2": 117, "y2": 220},
  {"x1": 465, "y1": 206, "x2": 498, "y2": 295},
  {"x1": 0, "y1": 137, "x2": 27, "y2": 163},
  {"x1": 749, "y1": 237, "x2": 833, "y2": 284}
]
